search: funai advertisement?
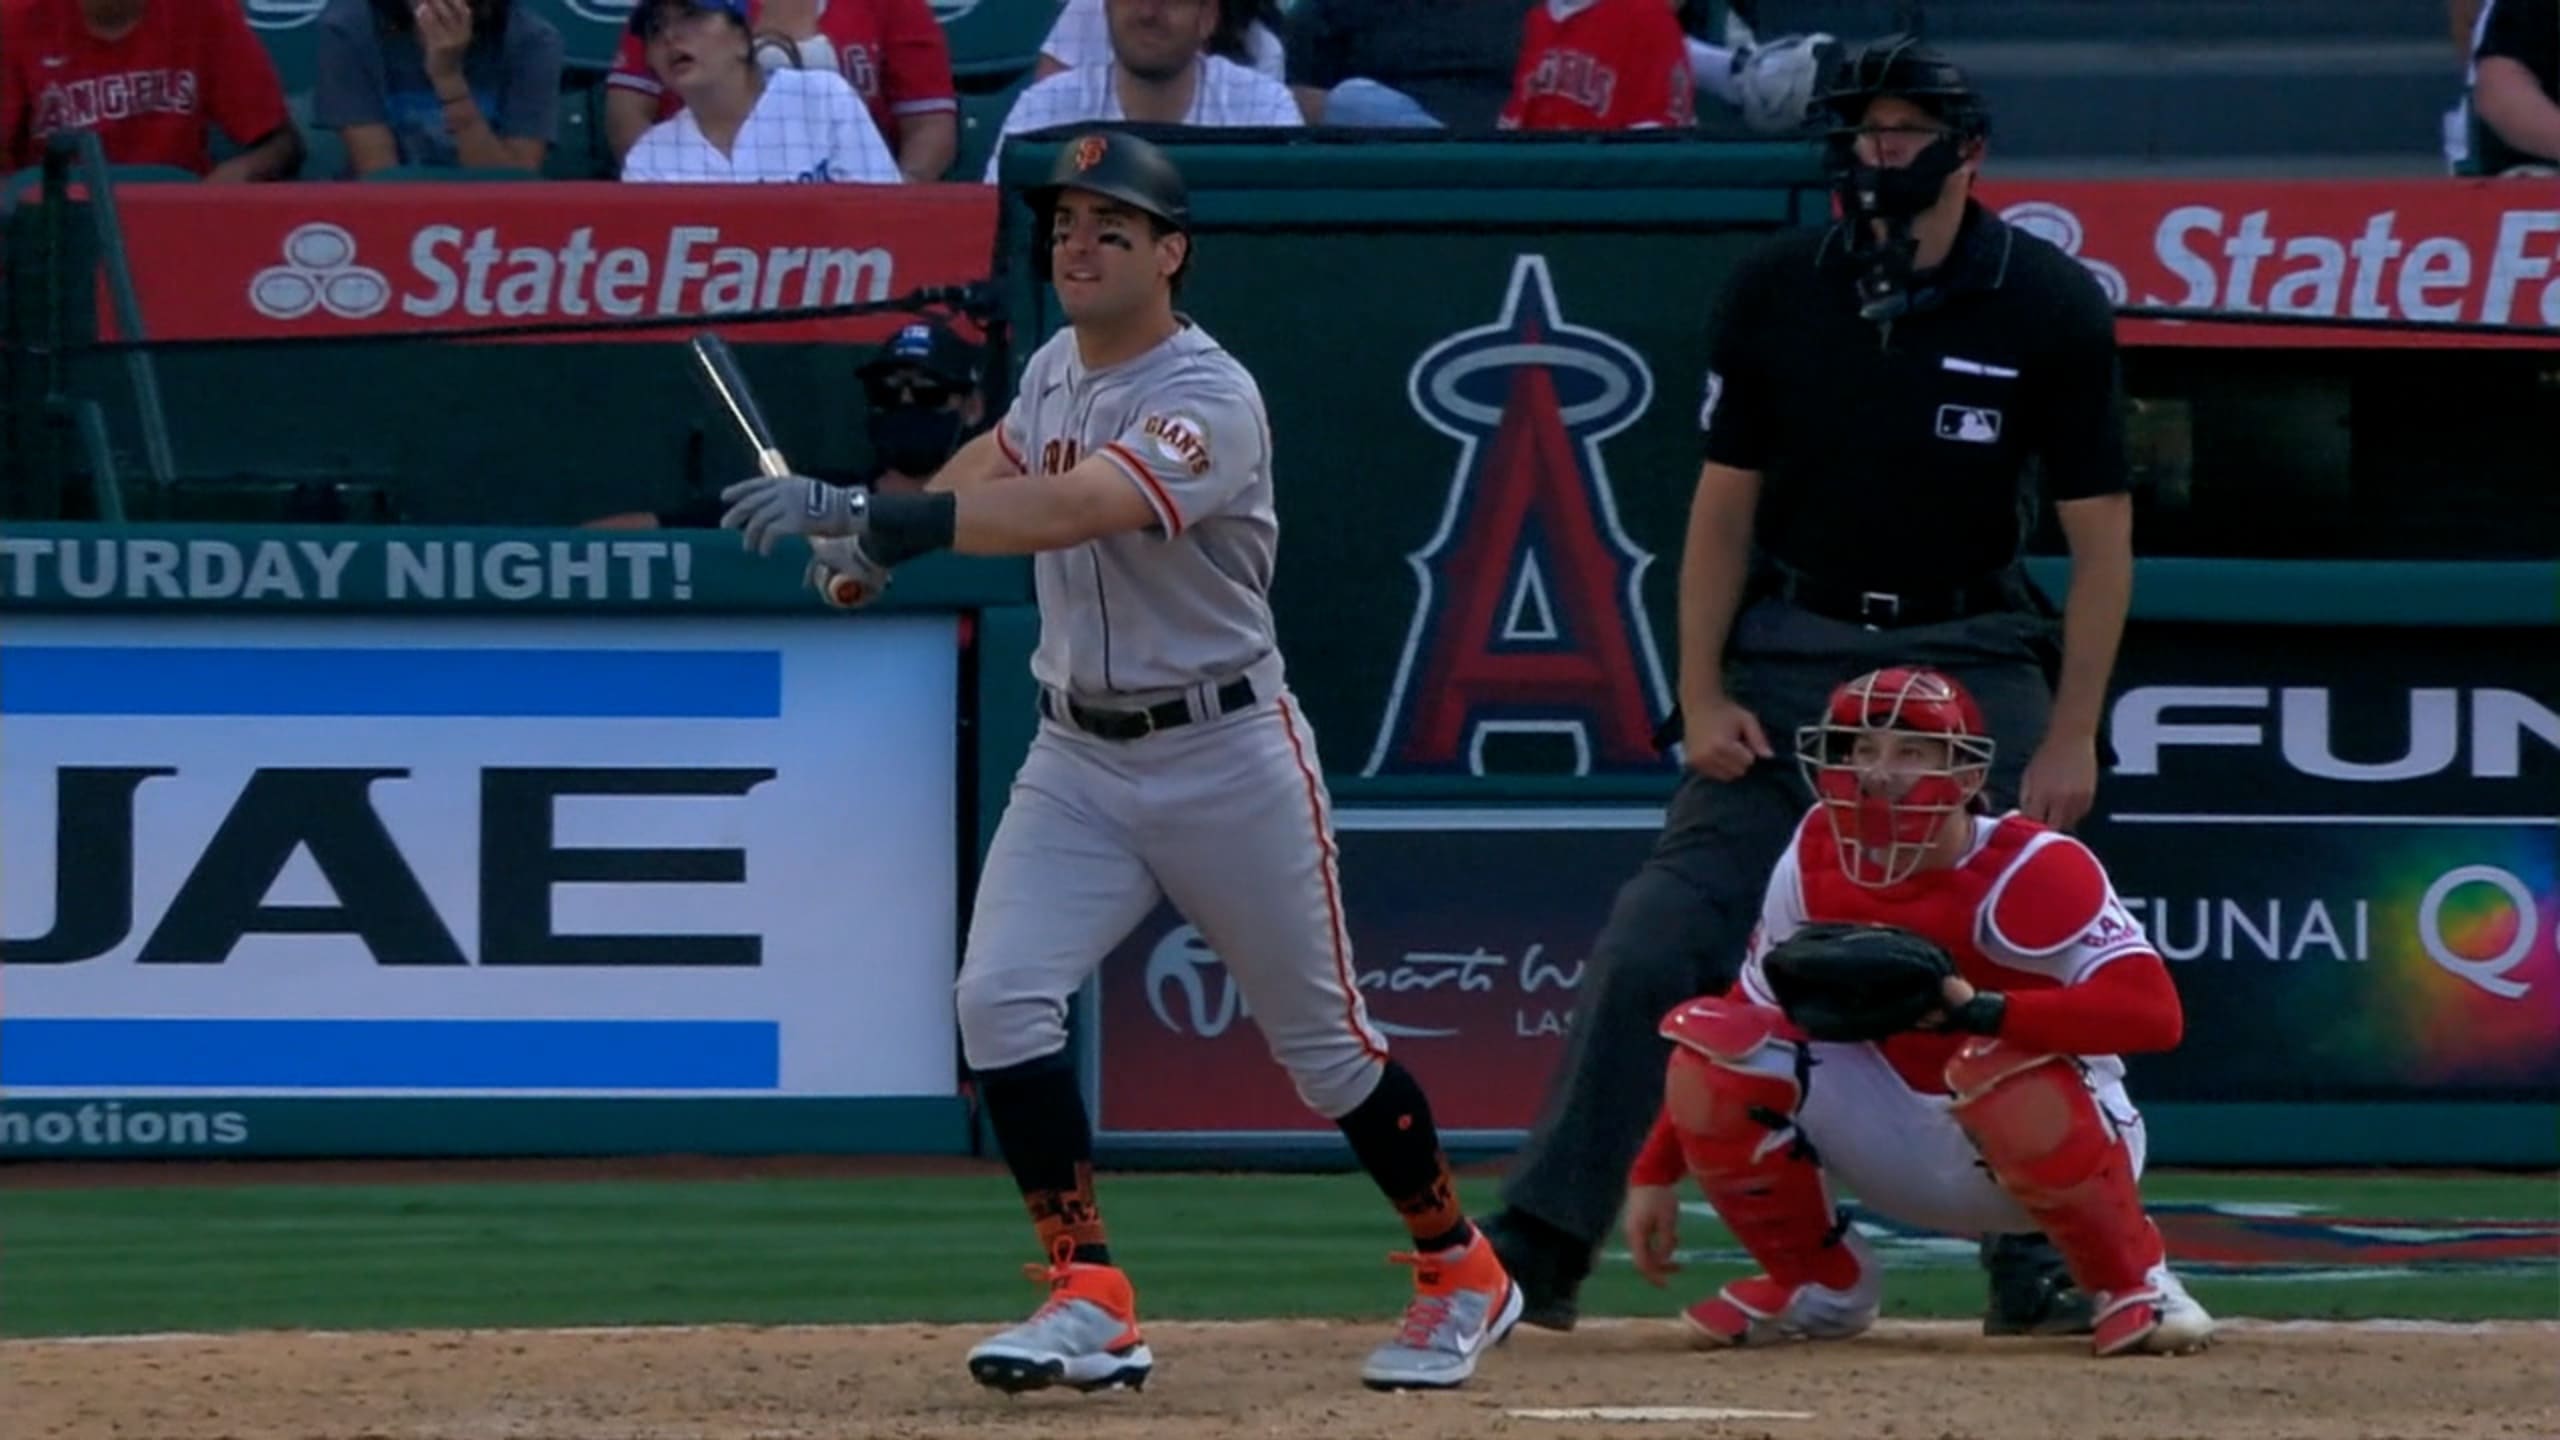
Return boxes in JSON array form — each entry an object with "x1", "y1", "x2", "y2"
[{"x1": 1089, "y1": 624, "x2": 2558, "y2": 1144}]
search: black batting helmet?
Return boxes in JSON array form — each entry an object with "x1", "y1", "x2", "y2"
[
  {"x1": 1026, "y1": 129, "x2": 1191, "y2": 284},
  {"x1": 1028, "y1": 129, "x2": 1190, "y2": 232},
  {"x1": 1815, "y1": 34, "x2": 1989, "y2": 142}
]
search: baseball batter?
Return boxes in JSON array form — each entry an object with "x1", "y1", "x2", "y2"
[
  {"x1": 1619, "y1": 667, "x2": 2216, "y2": 1358},
  {"x1": 716, "y1": 129, "x2": 1522, "y2": 1395}
]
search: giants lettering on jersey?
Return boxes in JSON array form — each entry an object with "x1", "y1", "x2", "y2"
[
  {"x1": 1520, "y1": 48, "x2": 1617, "y2": 116},
  {"x1": 1041, "y1": 438, "x2": 1082, "y2": 475},
  {"x1": 1140, "y1": 413, "x2": 1211, "y2": 476},
  {"x1": 36, "y1": 71, "x2": 200, "y2": 131}
]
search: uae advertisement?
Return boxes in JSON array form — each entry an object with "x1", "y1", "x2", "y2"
[{"x1": 0, "y1": 614, "x2": 962, "y2": 1155}]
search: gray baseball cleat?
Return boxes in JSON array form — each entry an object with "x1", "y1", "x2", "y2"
[
  {"x1": 1360, "y1": 1229, "x2": 1526, "y2": 1391},
  {"x1": 966, "y1": 1251, "x2": 1154, "y2": 1395}
]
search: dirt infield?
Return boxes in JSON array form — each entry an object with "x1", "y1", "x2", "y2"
[{"x1": 7, "y1": 1319, "x2": 2555, "y2": 1440}]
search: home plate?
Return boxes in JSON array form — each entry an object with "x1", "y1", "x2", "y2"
[{"x1": 1505, "y1": 1407, "x2": 1816, "y2": 1422}]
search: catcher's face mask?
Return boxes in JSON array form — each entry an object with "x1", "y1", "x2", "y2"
[{"x1": 1797, "y1": 669, "x2": 1993, "y2": 888}]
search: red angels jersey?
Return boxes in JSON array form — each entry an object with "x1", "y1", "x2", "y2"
[
  {"x1": 1498, "y1": 0, "x2": 1695, "y2": 132},
  {"x1": 609, "y1": 0, "x2": 954, "y2": 145},
  {"x1": 1737, "y1": 809, "x2": 2155, "y2": 1094},
  {"x1": 0, "y1": 0, "x2": 289, "y2": 175}
]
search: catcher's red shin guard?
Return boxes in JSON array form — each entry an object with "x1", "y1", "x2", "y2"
[
  {"x1": 1658, "y1": 999, "x2": 1859, "y2": 1292},
  {"x1": 1945, "y1": 1041, "x2": 2163, "y2": 1308}
]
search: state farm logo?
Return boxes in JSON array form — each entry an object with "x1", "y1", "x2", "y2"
[
  {"x1": 1997, "y1": 192, "x2": 2560, "y2": 329},
  {"x1": 250, "y1": 224, "x2": 390, "y2": 321},
  {"x1": 1999, "y1": 201, "x2": 2128, "y2": 304},
  {"x1": 239, "y1": 222, "x2": 895, "y2": 326}
]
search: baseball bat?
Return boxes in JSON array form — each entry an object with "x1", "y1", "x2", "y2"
[
  {"x1": 688, "y1": 331, "x2": 792, "y2": 479},
  {"x1": 688, "y1": 331, "x2": 862, "y2": 605}
]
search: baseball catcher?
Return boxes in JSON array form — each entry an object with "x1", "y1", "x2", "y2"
[{"x1": 1622, "y1": 667, "x2": 2215, "y2": 1358}]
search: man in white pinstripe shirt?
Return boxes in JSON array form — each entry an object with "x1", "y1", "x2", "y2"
[{"x1": 984, "y1": 0, "x2": 1300, "y2": 182}]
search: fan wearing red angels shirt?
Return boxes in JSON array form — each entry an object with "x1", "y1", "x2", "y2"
[
  {"x1": 0, "y1": 0, "x2": 300, "y2": 179},
  {"x1": 1499, "y1": 0, "x2": 1695, "y2": 131},
  {"x1": 604, "y1": 0, "x2": 953, "y2": 180},
  {"x1": 1620, "y1": 667, "x2": 2216, "y2": 1360}
]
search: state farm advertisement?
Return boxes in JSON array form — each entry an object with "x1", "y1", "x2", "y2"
[
  {"x1": 1975, "y1": 180, "x2": 2560, "y2": 349},
  {"x1": 100, "y1": 183, "x2": 1000, "y2": 344},
  {"x1": 1088, "y1": 813, "x2": 1664, "y2": 1143}
]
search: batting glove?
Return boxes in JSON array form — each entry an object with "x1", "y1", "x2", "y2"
[
  {"x1": 720, "y1": 474, "x2": 867, "y2": 556},
  {"x1": 807, "y1": 535, "x2": 892, "y2": 609}
]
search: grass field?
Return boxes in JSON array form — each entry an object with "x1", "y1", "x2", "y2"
[{"x1": 4, "y1": 1166, "x2": 2552, "y2": 1339}]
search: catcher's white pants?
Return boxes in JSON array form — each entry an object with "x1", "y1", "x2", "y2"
[{"x1": 1780, "y1": 1038, "x2": 2149, "y2": 1238}]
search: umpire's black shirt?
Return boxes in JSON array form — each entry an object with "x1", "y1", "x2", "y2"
[{"x1": 1698, "y1": 200, "x2": 2127, "y2": 599}]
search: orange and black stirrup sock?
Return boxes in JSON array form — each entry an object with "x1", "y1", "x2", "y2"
[
  {"x1": 1335, "y1": 1060, "x2": 1471, "y2": 1253},
  {"x1": 976, "y1": 1051, "x2": 1111, "y2": 1265}
]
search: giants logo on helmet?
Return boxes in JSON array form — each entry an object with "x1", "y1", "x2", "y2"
[{"x1": 1364, "y1": 255, "x2": 1672, "y2": 778}]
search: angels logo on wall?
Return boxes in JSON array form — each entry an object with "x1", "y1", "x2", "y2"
[{"x1": 1366, "y1": 255, "x2": 1673, "y2": 778}]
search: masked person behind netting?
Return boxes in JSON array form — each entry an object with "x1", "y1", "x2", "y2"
[
  {"x1": 587, "y1": 317, "x2": 986, "y2": 531},
  {"x1": 1475, "y1": 33, "x2": 2140, "y2": 1345}
]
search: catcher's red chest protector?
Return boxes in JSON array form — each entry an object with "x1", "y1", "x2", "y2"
[{"x1": 1795, "y1": 814, "x2": 2074, "y2": 1094}]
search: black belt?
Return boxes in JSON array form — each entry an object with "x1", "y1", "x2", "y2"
[
  {"x1": 1042, "y1": 676, "x2": 1258, "y2": 741},
  {"x1": 1769, "y1": 567, "x2": 2016, "y2": 629}
]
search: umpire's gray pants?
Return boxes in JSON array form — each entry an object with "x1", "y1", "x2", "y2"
[{"x1": 1495, "y1": 596, "x2": 2059, "y2": 1248}]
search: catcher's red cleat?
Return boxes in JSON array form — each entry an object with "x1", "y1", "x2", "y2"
[{"x1": 1681, "y1": 1230, "x2": 1881, "y2": 1347}]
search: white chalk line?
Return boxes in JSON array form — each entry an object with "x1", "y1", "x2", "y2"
[
  {"x1": 1506, "y1": 1407, "x2": 1817, "y2": 1423},
  {"x1": 11, "y1": 1316, "x2": 2557, "y2": 1348}
]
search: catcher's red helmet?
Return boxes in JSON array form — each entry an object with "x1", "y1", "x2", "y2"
[{"x1": 1795, "y1": 667, "x2": 1994, "y2": 887}]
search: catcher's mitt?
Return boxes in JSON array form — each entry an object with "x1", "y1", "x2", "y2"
[{"x1": 1760, "y1": 922, "x2": 1958, "y2": 1042}]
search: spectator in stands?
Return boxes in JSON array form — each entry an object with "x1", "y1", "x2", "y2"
[
  {"x1": 311, "y1": 0, "x2": 561, "y2": 176},
  {"x1": 1499, "y1": 0, "x2": 1695, "y2": 132},
  {"x1": 617, "y1": 0, "x2": 900, "y2": 182},
  {"x1": 984, "y1": 0, "x2": 1298, "y2": 182},
  {"x1": 1680, "y1": 0, "x2": 1834, "y2": 135},
  {"x1": 0, "y1": 0, "x2": 301, "y2": 179},
  {"x1": 1284, "y1": 0, "x2": 1532, "y2": 129},
  {"x1": 1037, "y1": 0, "x2": 1285, "y2": 82},
  {"x1": 589, "y1": 317, "x2": 985, "y2": 529},
  {"x1": 2445, "y1": 0, "x2": 2485, "y2": 171},
  {"x1": 605, "y1": 0, "x2": 954, "y2": 182},
  {"x1": 2468, "y1": 0, "x2": 2559, "y2": 174}
]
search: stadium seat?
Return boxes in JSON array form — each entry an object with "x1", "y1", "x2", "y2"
[
  {"x1": 523, "y1": 0, "x2": 633, "y2": 74},
  {"x1": 937, "y1": 0, "x2": 1056, "y2": 80},
  {"x1": 950, "y1": 64, "x2": 1034, "y2": 182},
  {"x1": 544, "y1": 67, "x2": 620, "y2": 179},
  {"x1": 252, "y1": 2, "x2": 324, "y2": 98},
  {"x1": 287, "y1": 91, "x2": 352, "y2": 181}
]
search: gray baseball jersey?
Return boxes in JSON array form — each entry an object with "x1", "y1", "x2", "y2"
[
  {"x1": 992, "y1": 320, "x2": 1278, "y2": 699},
  {"x1": 954, "y1": 317, "x2": 1391, "y2": 1127}
]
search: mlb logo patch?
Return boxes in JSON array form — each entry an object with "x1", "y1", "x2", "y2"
[{"x1": 1936, "y1": 405, "x2": 2002, "y2": 444}]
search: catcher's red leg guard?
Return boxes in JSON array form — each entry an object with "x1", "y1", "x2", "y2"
[
  {"x1": 1945, "y1": 1040, "x2": 2180, "y2": 1355},
  {"x1": 1658, "y1": 999, "x2": 1860, "y2": 1296}
]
